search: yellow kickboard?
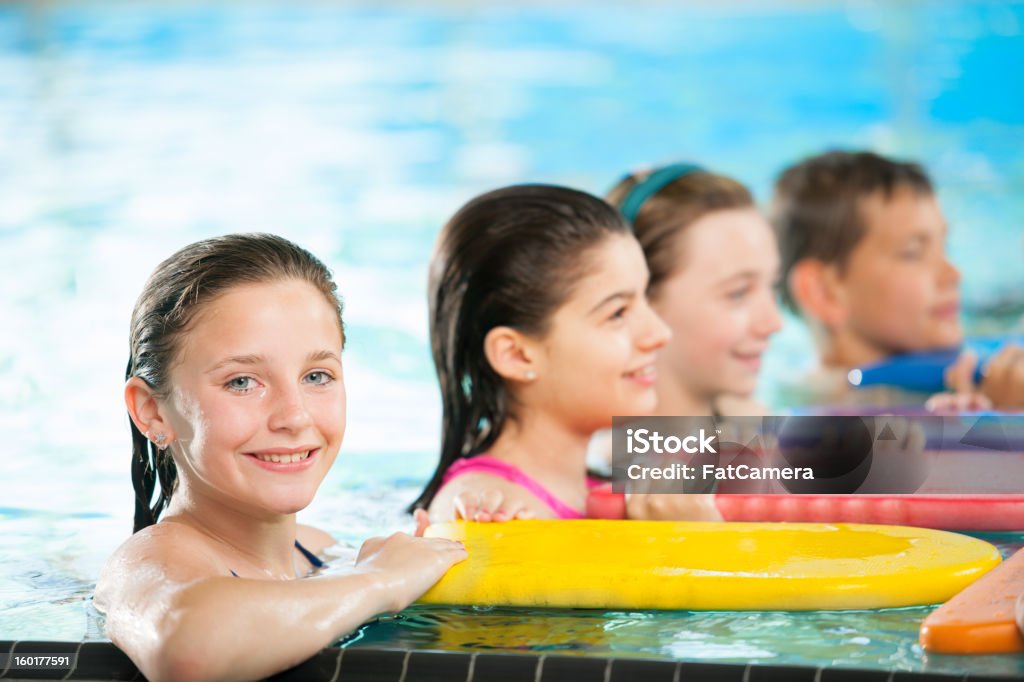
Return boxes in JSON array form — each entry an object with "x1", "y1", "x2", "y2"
[{"x1": 421, "y1": 520, "x2": 1000, "y2": 611}]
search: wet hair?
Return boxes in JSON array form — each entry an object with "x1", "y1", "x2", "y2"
[
  {"x1": 127, "y1": 233, "x2": 344, "y2": 533},
  {"x1": 606, "y1": 167, "x2": 754, "y2": 299},
  {"x1": 409, "y1": 184, "x2": 630, "y2": 512},
  {"x1": 771, "y1": 150, "x2": 934, "y2": 313}
]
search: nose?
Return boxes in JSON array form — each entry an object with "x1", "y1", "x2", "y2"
[
  {"x1": 938, "y1": 255, "x2": 960, "y2": 289},
  {"x1": 754, "y1": 294, "x2": 784, "y2": 338},
  {"x1": 267, "y1": 385, "x2": 314, "y2": 433},
  {"x1": 637, "y1": 300, "x2": 672, "y2": 351}
]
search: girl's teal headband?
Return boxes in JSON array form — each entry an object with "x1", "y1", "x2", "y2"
[{"x1": 617, "y1": 162, "x2": 705, "y2": 225}]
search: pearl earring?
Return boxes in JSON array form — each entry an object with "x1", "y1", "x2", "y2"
[{"x1": 524, "y1": 370, "x2": 536, "y2": 381}]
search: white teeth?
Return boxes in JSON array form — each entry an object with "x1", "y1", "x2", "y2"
[{"x1": 255, "y1": 450, "x2": 312, "y2": 464}]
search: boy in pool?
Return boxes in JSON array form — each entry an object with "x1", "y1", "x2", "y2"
[
  {"x1": 96, "y1": 234, "x2": 465, "y2": 682},
  {"x1": 771, "y1": 149, "x2": 1022, "y2": 409}
]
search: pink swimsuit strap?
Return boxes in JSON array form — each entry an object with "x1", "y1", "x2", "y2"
[{"x1": 442, "y1": 455, "x2": 597, "y2": 520}]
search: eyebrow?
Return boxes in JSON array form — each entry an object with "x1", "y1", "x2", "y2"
[
  {"x1": 204, "y1": 350, "x2": 342, "y2": 374},
  {"x1": 588, "y1": 290, "x2": 636, "y2": 315},
  {"x1": 904, "y1": 224, "x2": 948, "y2": 240},
  {"x1": 716, "y1": 270, "x2": 759, "y2": 286}
]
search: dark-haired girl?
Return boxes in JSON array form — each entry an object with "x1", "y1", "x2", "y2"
[
  {"x1": 96, "y1": 233, "x2": 465, "y2": 682},
  {"x1": 410, "y1": 185, "x2": 670, "y2": 523}
]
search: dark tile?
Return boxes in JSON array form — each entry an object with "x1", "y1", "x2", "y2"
[
  {"x1": 821, "y1": 668, "x2": 892, "y2": 682},
  {"x1": 337, "y1": 647, "x2": 407, "y2": 682},
  {"x1": 5, "y1": 641, "x2": 79, "y2": 680},
  {"x1": 540, "y1": 654, "x2": 609, "y2": 682},
  {"x1": 749, "y1": 664, "x2": 819, "y2": 682},
  {"x1": 966, "y1": 676, "x2": 1024, "y2": 682},
  {"x1": 609, "y1": 657, "x2": 679, "y2": 682},
  {"x1": 678, "y1": 661, "x2": 747, "y2": 682},
  {"x1": 69, "y1": 642, "x2": 141, "y2": 680},
  {"x1": 893, "y1": 674, "x2": 965, "y2": 682},
  {"x1": 470, "y1": 652, "x2": 540, "y2": 682},
  {"x1": 268, "y1": 648, "x2": 343, "y2": 682},
  {"x1": 405, "y1": 651, "x2": 471, "y2": 682}
]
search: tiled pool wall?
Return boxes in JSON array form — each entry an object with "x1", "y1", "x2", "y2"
[{"x1": 2, "y1": 641, "x2": 1020, "y2": 681}]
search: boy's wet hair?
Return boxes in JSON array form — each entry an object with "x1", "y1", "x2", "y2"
[
  {"x1": 126, "y1": 233, "x2": 344, "y2": 533},
  {"x1": 409, "y1": 184, "x2": 629, "y2": 512},
  {"x1": 771, "y1": 150, "x2": 934, "y2": 313},
  {"x1": 606, "y1": 169, "x2": 754, "y2": 299}
]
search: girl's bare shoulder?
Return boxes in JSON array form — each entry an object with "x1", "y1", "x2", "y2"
[
  {"x1": 95, "y1": 521, "x2": 226, "y2": 611},
  {"x1": 107, "y1": 521, "x2": 222, "y2": 570}
]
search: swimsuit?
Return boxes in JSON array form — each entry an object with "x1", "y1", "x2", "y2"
[
  {"x1": 441, "y1": 454, "x2": 601, "y2": 519},
  {"x1": 229, "y1": 540, "x2": 325, "y2": 577}
]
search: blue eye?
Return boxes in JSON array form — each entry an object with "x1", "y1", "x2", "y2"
[
  {"x1": 226, "y1": 376, "x2": 255, "y2": 392},
  {"x1": 305, "y1": 371, "x2": 334, "y2": 385}
]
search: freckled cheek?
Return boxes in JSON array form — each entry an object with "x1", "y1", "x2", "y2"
[
  {"x1": 199, "y1": 397, "x2": 263, "y2": 451},
  {"x1": 310, "y1": 393, "x2": 347, "y2": 443}
]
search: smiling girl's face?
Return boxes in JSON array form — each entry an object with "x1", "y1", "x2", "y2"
[
  {"x1": 161, "y1": 279, "x2": 346, "y2": 517},
  {"x1": 653, "y1": 208, "x2": 782, "y2": 403},
  {"x1": 526, "y1": 233, "x2": 671, "y2": 432}
]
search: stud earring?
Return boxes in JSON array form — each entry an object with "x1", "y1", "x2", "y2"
[
  {"x1": 154, "y1": 433, "x2": 167, "y2": 450},
  {"x1": 524, "y1": 370, "x2": 536, "y2": 381}
]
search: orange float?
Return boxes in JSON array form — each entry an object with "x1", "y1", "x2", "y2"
[{"x1": 920, "y1": 547, "x2": 1024, "y2": 654}]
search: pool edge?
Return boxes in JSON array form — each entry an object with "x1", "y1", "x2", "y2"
[{"x1": 1, "y1": 640, "x2": 1020, "y2": 681}]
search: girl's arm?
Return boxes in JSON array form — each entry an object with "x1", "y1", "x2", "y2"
[{"x1": 96, "y1": 525, "x2": 465, "y2": 682}]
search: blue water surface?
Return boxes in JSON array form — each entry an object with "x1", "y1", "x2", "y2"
[{"x1": 1, "y1": 1, "x2": 1022, "y2": 676}]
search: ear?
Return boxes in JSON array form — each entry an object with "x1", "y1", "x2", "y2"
[
  {"x1": 125, "y1": 377, "x2": 175, "y2": 446},
  {"x1": 788, "y1": 259, "x2": 848, "y2": 328},
  {"x1": 483, "y1": 326, "x2": 539, "y2": 383}
]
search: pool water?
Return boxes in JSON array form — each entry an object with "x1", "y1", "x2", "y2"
[{"x1": 2, "y1": 1, "x2": 1023, "y2": 678}]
